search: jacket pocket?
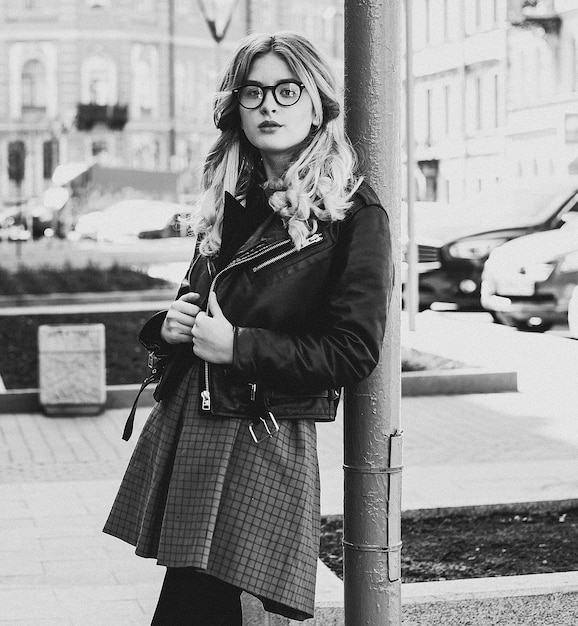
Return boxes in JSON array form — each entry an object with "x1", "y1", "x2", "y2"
[{"x1": 265, "y1": 388, "x2": 341, "y2": 422}]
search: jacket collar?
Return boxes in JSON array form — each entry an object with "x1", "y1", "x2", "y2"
[{"x1": 225, "y1": 192, "x2": 291, "y2": 259}]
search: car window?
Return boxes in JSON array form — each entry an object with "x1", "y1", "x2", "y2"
[{"x1": 466, "y1": 186, "x2": 578, "y2": 221}]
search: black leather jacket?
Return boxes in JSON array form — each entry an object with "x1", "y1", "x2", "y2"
[{"x1": 139, "y1": 181, "x2": 394, "y2": 423}]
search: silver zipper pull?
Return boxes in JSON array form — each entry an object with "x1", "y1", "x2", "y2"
[
  {"x1": 303, "y1": 232, "x2": 323, "y2": 247},
  {"x1": 201, "y1": 389, "x2": 211, "y2": 411}
]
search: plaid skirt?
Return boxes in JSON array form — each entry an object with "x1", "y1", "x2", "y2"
[{"x1": 103, "y1": 362, "x2": 320, "y2": 621}]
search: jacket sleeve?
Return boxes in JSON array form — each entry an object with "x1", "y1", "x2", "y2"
[
  {"x1": 232, "y1": 202, "x2": 394, "y2": 390},
  {"x1": 138, "y1": 262, "x2": 196, "y2": 355}
]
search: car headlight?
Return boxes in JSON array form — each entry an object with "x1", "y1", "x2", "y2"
[
  {"x1": 448, "y1": 237, "x2": 510, "y2": 260},
  {"x1": 560, "y1": 251, "x2": 578, "y2": 273},
  {"x1": 520, "y1": 263, "x2": 556, "y2": 282}
]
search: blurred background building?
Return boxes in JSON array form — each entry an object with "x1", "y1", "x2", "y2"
[
  {"x1": 411, "y1": 0, "x2": 578, "y2": 204},
  {"x1": 0, "y1": 0, "x2": 343, "y2": 220},
  {"x1": 3, "y1": 0, "x2": 578, "y2": 229}
]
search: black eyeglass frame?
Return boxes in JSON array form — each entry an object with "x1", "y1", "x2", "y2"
[{"x1": 233, "y1": 81, "x2": 306, "y2": 109}]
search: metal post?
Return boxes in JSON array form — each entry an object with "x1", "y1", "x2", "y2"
[
  {"x1": 405, "y1": 0, "x2": 419, "y2": 330},
  {"x1": 168, "y1": 0, "x2": 176, "y2": 165},
  {"x1": 343, "y1": 1, "x2": 403, "y2": 625}
]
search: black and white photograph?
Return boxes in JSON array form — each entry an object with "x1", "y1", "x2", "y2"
[{"x1": 0, "y1": 1, "x2": 577, "y2": 625}]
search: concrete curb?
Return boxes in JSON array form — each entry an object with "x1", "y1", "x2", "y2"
[
  {"x1": 401, "y1": 498, "x2": 578, "y2": 519},
  {"x1": 402, "y1": 570, "x2": 578, "y2": 605},
  {"x1": 246, "y1": 568, "x2": 578, "y2": 625},
  {"x1": 0, "y1": 385, "x2": 155, "y2": 414},
  {"x1": 255, "y1": 499, "x2": 578, "y2": 625},
  {"x1": 0, "y1": 288, "x2": 176, "y2": 307},
  {"x1": 402, "y1": 367, "x2": 518, "y2": 395}
]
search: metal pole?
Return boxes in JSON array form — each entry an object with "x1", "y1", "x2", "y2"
[
  {"x1": 405, "y1": 0, "x2": 419, "y2": 330},
  {"x1": 168, "y1": 0, "x2": 176, "y2": 166},
  {"x1": 343, "y1": 0, "x2": 402, "y2": 626},
  {"x1": 344, "y1": 1, "x2": 403, "y2": 625}
]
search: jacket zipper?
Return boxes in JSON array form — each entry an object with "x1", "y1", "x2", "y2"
[
  {"x1": 251, "y1": 232, "x2": 324, "y2": 273},
  {"x1": 199, "y1": 237, "x2": 292, "y2": 412}
]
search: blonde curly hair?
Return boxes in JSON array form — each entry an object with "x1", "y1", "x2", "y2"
[{"x1": 193, "y1": 31, "x2": 361, "y2": 256}]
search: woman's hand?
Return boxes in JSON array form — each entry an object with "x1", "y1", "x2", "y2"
[
  {"x1": 192, "y1": 292, "x2": 234, "y2": 364},
  {"x1": 161, "y1": 292, "x2": 202, "y2": 344}
]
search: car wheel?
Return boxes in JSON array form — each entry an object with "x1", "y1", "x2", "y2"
[
  {"x1": 489, "y1": 311, "x2": 503, "y2": 325},
  {"x1": 493, "y1": 313, "x2": 552, "y2": 333}
]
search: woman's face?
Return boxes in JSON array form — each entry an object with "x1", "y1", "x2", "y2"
[{"x1": 239, "y1": 52, "x2": 316, "y2": 178}]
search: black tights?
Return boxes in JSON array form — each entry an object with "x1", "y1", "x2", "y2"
[{"x1": 151, "y1": 567, "x2": 243, "y2": 626}]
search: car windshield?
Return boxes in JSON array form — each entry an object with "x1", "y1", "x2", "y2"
[{"x1": 465, "y1": 185, "x2": 578, "y2": 221}]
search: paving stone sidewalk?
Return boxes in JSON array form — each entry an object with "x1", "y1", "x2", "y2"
[{"x1": 1, "y1": 311, "x2": 578, "y2": 624}]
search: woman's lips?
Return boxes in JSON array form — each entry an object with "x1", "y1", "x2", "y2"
[{"x1": 258, "y1": 121, "x2": 281, "y2": 129}]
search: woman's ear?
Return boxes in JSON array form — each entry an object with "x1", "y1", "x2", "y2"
[{"x1": 312, "y1": 107, "x2": 321, "y2": 128}]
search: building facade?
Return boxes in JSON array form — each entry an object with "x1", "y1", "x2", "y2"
[
  {"x1": 411, "y1": 0, "x2": 508, "y2": 205},
  {"x1": 411, "y1": 0, "x2": 578, "y2": 205},
  {"x1": 0, "y1": 0, "x2": 343, "y2": 208}
]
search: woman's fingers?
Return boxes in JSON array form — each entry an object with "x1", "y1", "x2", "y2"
[
  {"x1": 161, "y1": 292, "x2": 201, "y2": 344},
  {"x1": 191, "y1": 295, "x2": 234, "y2": 364}
]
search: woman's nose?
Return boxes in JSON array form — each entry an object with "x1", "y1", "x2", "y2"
[{"x1": 259, "y1": 88, "x2": 278, "y2": 113}]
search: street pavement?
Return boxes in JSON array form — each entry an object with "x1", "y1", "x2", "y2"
[{"x1": 1, "y1": 310, "x2": 578, "y2": 624}]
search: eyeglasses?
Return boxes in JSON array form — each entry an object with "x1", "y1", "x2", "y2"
[{"x1": 233, "y1": 81, "x2": 306, "y2": 109}]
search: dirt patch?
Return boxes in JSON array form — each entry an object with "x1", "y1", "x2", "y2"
[
  {"x1": 401, "y1": 347, "x2": 467, "y2": 372},
  {"x1": 320, "y1": 506, "x2": 578, "y2": 582}
]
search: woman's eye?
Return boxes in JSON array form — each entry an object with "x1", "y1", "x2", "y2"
[{"x1": 244, "y1": 87, "x2": 261, "y2": 98}]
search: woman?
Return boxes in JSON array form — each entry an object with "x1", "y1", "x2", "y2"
[{"x1": 104, "y1": 31, "x2": 393, "y2": 624}]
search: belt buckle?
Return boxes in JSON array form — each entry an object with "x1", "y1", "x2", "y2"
[{"x1": 248, "y1": 412, "x2": 280, "y2": 444}]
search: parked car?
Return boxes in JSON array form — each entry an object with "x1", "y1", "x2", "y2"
[
  {"x1": 480, "y1": 214, "x2": 578, "y2": 332},
  {"x1": 0, "y1": 208, "x2": 31, "y2": 242},
  {"x1": 569, "y1": 286, "x2": 578, "y2": 338},
  {"x1": 407, "y1": 180, "x2": 578, "y2": 311},
  {"x1": 70, "y1": 199, "x2": 190, "y2": 243}
]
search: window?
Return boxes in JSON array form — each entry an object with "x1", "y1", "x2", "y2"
[
  {"x1": 175, "y1": 63, "x2": 185, "y2": 117},
  {"x1": 424, "y1": 0, "x2": 431, "y2": 44},
  {"x1": 426, "y1": 88, "x2": 432, "y2": 144},
  {"x1": 82, "y1": 56, "x2": 117, "y2": 105},
  {"x1": 491, "y1": 0, "x2": 498, "y2": 25},
  {"x1": 21, "y1": 59, "x2": 46, "y2": 111},
  {"x1": 465, "y1": 0, "x2": 479, "y2": 34},
  {"x1": 8, "y1": 141, "x2": 26, "y2": 184},
  {"x1": 443, "y1": 0, "x2": 449, "y2": 40},
  {"x1": 475, "y1": 76, "x2": 482, "y2": 130},
  {"x1": 89, "y1": 69, "x2": 109, "y2": 104},
  {"x1": 570, "y1": 38, "x2": 578, "y2": 91},
  {"x1": 492, "y1": 74, "x2": 499, "y2": 127},
  {"x1": 131, "y1": 44, "x2": 159, "y2": 120},
  {"x1": 534, "y1": 48, "x2": 542, "y2": 99},
  {"x1": 465, "y1": 71, "x2": 484, "y2": 134},
  {"x1": 43, "y1": 139, "x2": 58, "y2": 180},
  {"x1": 135, "y1": 59, "x2": 154, "y2": 117},
  {"x1": 444, "y1": 84, "x2": 451, "y2": 136}
]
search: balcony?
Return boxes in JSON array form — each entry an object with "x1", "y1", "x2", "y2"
[
  {"x1": 508, "y1": 1, "x2": 561, "y2": 35},
  {"x1": 75, "y1": 103, "x2": 129, "y2": 131}
]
